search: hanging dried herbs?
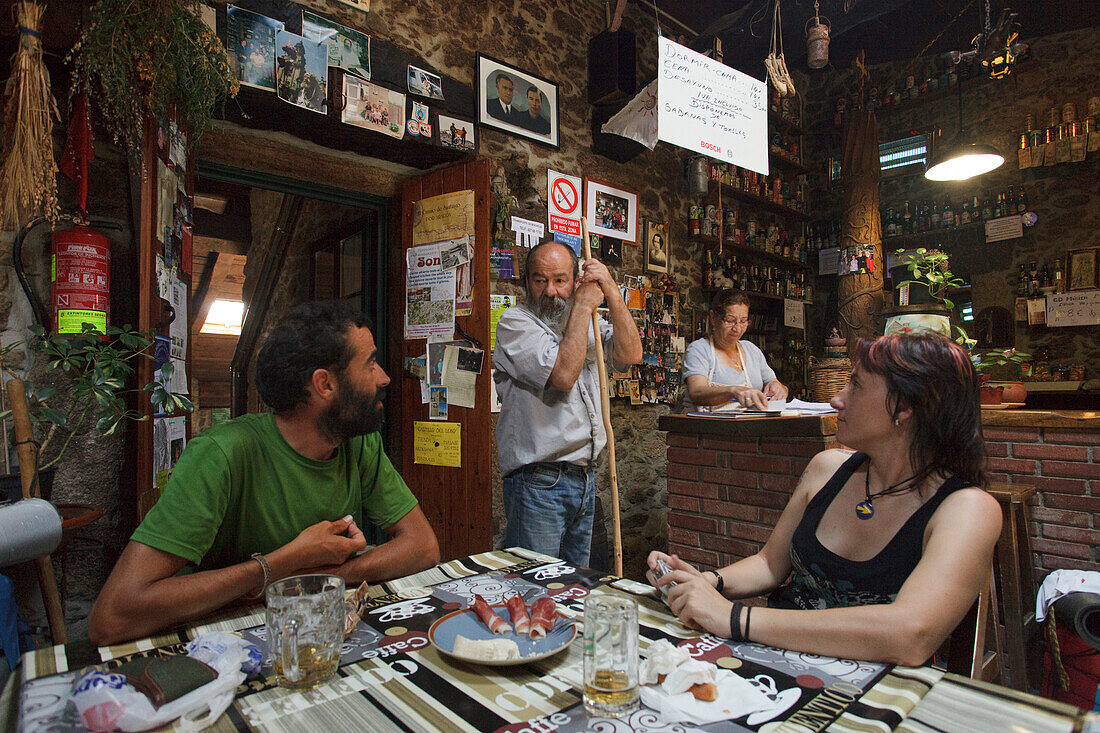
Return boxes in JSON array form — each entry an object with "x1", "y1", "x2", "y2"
[
  {"x1": 68, "y1": 0, "x2": 239, "y2": 160},
  {"x1": 0, "y1": 2, "x2": 61, "y2": 230}
]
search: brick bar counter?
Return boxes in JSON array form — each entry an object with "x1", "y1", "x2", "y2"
[
  {"x1": 658, "y1": 414, "x2": 839, "y2": 570},
  {"x1": 660, "y1": 409, "x2": 1100, "y2": 576},
  {"x1": 982, "y1": 409, "x2": 1100, "y2": 574}
]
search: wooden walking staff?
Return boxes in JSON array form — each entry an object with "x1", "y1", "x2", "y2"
[
  {"x1": 6, "y1": 377, "x2": 67, "y2": 643},
  {"x1": 579, "y1": 218, "x2": 623, "y2": 577}
]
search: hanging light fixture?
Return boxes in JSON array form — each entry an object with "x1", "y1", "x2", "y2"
[{"x1": 925, "y1": 60, "x2": 1003, "y2": 181}]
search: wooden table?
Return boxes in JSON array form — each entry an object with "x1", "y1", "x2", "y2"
[{"x1": 2, "y1": 549, "x2": 1088, "y2": 732}]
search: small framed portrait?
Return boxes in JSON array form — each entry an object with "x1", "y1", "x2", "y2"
[
  {"x1": 644, "y1": 220, "x2": 670, "y2": 273},
  {"x1": 476, "y1": 53, "x2": 558, "y2": 148},
  {"x1": 1067, "y1": 247, "x2": 1098, "y2": 291},
  {"x1": 584, "y1": 177, "x2": 638, "y2": 245},
  {"x1": 602, "y1": 236, "x2": 622, "y2": 264}
]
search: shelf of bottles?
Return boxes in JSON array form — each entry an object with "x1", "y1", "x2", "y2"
[
  {"x1": 701, "y1": 247, "x2": 812, "y2": 303},
  {"x1": 701, "y1": 172, "x2": 810, "y2": 222},
  {"x1": 1017, "y1": 99, "x2": 1100, "y2": 169},
  {"x1": 881, "y1": 186, "x2": 1029, "y2": 242},
  {"x1": 1015, "y1": 258, "x2": 1066, "y2": 300}
]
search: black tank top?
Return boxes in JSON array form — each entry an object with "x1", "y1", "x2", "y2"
[{"x1": 770, "y1": 451, "x2": 966, "y2": 610}]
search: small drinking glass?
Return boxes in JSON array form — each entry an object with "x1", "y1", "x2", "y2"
[
  {"x1": 583, "y1": 594, "x2": 640, "y2": 717},
  {"x1": 266, "y1": 574, "x2": 344, "y2": 689}
]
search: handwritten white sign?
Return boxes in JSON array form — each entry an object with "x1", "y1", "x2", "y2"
[
  {"x1": 818, "y1": 247, "x2": 840, "y2": 276},
  {"x1": 1046, "y1": 290, "x2": 1100, "y2": 327},
  {"x1": 784, "y1": 298, "x2": 805, "y2": 329},
  {"x1": 657, "y1": 37, "x2": 769, "y2": 176}
]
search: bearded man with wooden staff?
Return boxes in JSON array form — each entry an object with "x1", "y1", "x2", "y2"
[{"x1": 493, "y1": 238, "x2": 641, "y2": 569}]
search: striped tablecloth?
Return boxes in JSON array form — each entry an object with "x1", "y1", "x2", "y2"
[{"x1": 3, "y1": 548, "x2": 1087, "y2": 732}]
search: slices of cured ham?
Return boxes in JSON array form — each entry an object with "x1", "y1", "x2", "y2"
[
  {"x1": 471, "y1": 593, "x2": 513, "y2": 634},
  {"x1": 528, "y1": 596, "x2": 557, "y2": 639},
  {"x1": 505, "y1": 593, "x2": 531, "y2": 635}
]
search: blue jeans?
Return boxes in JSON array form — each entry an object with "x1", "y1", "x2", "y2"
[{"x1": 503, "y1": 462, "x2": 594, "y2": 567}]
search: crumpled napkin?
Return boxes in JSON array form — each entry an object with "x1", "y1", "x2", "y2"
[
  {"x1": 640, "y1": 668, "x2": 775, "y2": 725},
  {"x1": 639, "y1": 639, "x2": 692, "y2": 685}
]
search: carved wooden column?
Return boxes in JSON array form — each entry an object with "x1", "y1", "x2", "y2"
[{"x1": 837, "y1": 110, "x2": 885, "y2": 343}]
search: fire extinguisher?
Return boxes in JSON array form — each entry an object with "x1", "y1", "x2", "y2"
[{"x1": 50, "y1": 225, "x2": 111, "y2": 336}]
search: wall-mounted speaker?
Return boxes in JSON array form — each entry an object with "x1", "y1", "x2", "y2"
[{"x1": 587, "y1": 28, "x2": 637, "y2": 105}]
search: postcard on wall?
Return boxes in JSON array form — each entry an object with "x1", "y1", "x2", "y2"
[
  {"x1": 275, "y1": 30, "x2": 328, "y2": 114},
  {"x1": 342, "y1": 76, "x2": 405, "y2": 138},
  {"x1": 226, "y1": 6, "x2": 283, "y2": 92},
  {"x1": 429, "y1": 386, "x2": 448, "y2": 420},
  {"x1": 437, "y1": 113, "x2": 476, "y2": 152},
  {"x1": 405, "y1": 243, "x2": 456, "y2": 339},
  {"x1": 302, "y1": 10, "x2": 371, "y2": 80},
  {"x1": 408, "y1": 64, "x2": 445, "y2": 100}
]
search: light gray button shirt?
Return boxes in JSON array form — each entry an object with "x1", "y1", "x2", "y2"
[{"x1": 493, "y1": 303, "x2": 616, "y2": 477}]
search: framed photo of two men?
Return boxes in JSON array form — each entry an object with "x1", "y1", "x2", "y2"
[{"x1": 476, "y1": 53, "x2": 559, "y2": 148}]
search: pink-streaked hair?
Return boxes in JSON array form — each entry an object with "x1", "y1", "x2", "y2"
[{"x1": 851, "y1": 331, "x2": 986, "y2": 488}]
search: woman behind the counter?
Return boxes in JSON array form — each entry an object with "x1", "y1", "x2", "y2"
[{"x1": 683, "y1": 289, "x2": 788, "y2": 411}]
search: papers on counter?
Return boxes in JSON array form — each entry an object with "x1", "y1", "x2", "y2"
[{"x1": 688, "y1": 398, "x2": 836, "y2": 418}]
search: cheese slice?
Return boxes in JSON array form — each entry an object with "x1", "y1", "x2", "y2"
[{"x1": 453, "y1": 634, "x2": 521, "y2": 661}]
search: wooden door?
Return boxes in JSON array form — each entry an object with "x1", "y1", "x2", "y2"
[{"x1": 398, "y1": 160, "x2": 491, "y2": 560}]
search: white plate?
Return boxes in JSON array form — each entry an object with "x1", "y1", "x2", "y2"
[{"x1": 428, "y1": 605, "x2": 575, "y2": 666}]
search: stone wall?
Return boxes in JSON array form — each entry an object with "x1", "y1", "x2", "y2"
[{"x1": 803, "y1": 26, "x2": 1100, "y2": 375}]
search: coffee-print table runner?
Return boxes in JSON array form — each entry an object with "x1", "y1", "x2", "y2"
[{"x1": 12, "y1": 549, "x2": 938, "y2": 732}]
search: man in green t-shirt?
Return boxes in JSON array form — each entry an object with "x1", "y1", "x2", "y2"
[{"x1": 89, "y1": 302, "x2": 440, "y2": 645}]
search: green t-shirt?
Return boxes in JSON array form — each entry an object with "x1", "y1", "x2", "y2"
[{"x1": 132, "y1": 413, "x2": 418, "y2": 571}]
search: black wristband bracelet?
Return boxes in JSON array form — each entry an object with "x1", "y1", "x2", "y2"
[
  {"x1": 729, "y1": 602, "x2": 745, "y2": 642},
  {"x1": 710, "y1": 570, "x2": 725, "y2": 594},
  {"x1": 744, "y1": 606, "x2": 752, "y2": 643}
]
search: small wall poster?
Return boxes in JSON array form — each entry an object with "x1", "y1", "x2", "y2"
[{"x1": 414, "y1": 421, "x2": 461, "y2": 467}]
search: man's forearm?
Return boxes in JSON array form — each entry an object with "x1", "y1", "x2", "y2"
[
  {"x1": 333, "y1": 534, "x2": 438, "y2": 585},
  {"x1": 548, "y1": 307, "x2": 594, "y2": 391},
  {"x1": 606, "y1": 294, "x2": 642, "y2": 366}
]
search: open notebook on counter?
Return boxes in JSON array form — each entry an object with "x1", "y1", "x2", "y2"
[{"x1": 688, "y1": 398, "x2": 837, "y2": 417}]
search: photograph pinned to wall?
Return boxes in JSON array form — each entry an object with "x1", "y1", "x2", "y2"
[
  {"x1": 490, "y1": 242, "x2": 515, "y2": 280},
  {"x1": 275, "y1": 30, "x2": 328, "y2": 113},
  {"x1": 476, "y1": 53, "x2": 558, "y2": 148},
  {"x1": 1067, "y1": 247, "x2": 1098, "y2": 291},
  {"x1": 437, "y1": 113, "x2": 476, "y2": 152},
  {"x1": 644, "y1": 220, "x2": 670, "y2": 274},
  {"x1": 429, "y1": 386, "x2": 448, "y2": 420},
  {"x1": 302, "y1": 10, "x2": 371, "y2": 80},
  {"x1": 843, "y1": 244, "x2": 877, "y2": 275},
  {"x1": 341, "y1": 75, "x2": 405, "y2": 138},
  {"x1": 226, "y1": 6, "x2": 283, "y2": 91},
  {"x1": 408, "y1": 64, "x2": 445, "y2": 100},
  {"x1": 602, "y1": 236, "x2": 622, "y2": 264},
  {"x1": 584, "y1": 178, "x2": 638, "y2": 244}
]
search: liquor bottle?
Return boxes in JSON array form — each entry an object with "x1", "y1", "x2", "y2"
[
  {"x1": 704, "y1": 250, "x2": 714, "y2": 287},
  {"x1": 929, "y1": 200, "x2": 941, "y2": 230},
  {"x1": 971, "y1": 195, "x2": 982, "y2": 221},
  {"x1": 1016, "y1": 264, "x2": 1028, "y2": 296},
  {"x1": 942, "y1": 197, "x2": 955, "y2": 229},
  {"x1": 1017, "y1": 187, "x2": 1029, "y2": 214},
  {"x1": 1041, "y1": 264, "x2": 1052, "y2": 289},
  {"x1": 917, "y1": 200, "x2": 930, "y2": 233},
  {"x1": 884, "y1": 207, "x2": 895, "y2": 237},
  {"x1": 1028, "y1": 260, "x2": 1040, "y2": 296},
  {"x1": 902, "y1": 200, "x2": 913, "y2": 234},
  {"x1": 981, "y1": 193, "x2": 993, "y2": 221},
  {"x1": 1006, "y1": 187, "x2": 1016, "y2": 217},
  {"x1": 1054, "y1": 260, "x2": 1065, "y2": 293},
  {"x1": 960, "y1": 199, "x2": 972, "y2": 225}
]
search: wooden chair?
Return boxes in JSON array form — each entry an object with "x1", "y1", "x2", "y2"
[
  {"x1": 986, "y1": 482, "x2": 1038, "y2": 691},
  {"x1": 945, "y1": 571, "x2": 1003, "y2": 683}
]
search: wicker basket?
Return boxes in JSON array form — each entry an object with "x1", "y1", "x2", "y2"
[{"x1": 809, "y1": 357, "x2": 851, "y2": 403}]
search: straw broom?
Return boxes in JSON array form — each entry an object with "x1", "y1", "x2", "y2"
[{"x1": 0, "y1": 1, "x2": 60, "y2": 231}]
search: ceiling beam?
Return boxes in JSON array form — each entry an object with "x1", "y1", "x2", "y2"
[
  {"x1": 191, "y1": 252, "x2": 236, "y2": 335},
  {"x1": 193, "y1": 234, "x2": 248, "y2": 256},
  {"x1": 193, "y1": 208, "x2": 251, "y2": 244}
]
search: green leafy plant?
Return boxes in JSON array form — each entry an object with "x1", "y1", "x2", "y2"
[
  {"x1": 0, "y1": 324, "x2": 193, "y2": 470},
  {"x1": 67, "y1": 0, "x2": 239, "y2": 159},
  {"x1": 969, "y1": 347, "x2": 1032, "y2": 379},
  {"x1": 895, "y1": 248, "x2": 967, "y2": 309}
]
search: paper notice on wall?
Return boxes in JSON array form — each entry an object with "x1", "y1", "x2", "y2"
[
  {"x1": 784, "y1": 298, "x2": 805, "y2": 329},
  {"x1": 405, "y1": 243, "x2": 456, "y2": 339},
  {"x1": 170, "y1": 276, "x2": 188, "y2": 359},
  {"x1": 1027, "y1": 297, "x2": 1047, "y2": 326},
  {"x1": 440, "y1": 344, "x2": 482, "y2": 408},
  {"x1": 490, "y1": 293, "x2": 517, "y2": 352},
  {"x1": 413, "y1": 190, "x2": 476, "y2": 315},
  {"x1": 414, "y1": 421, "x2": 461, "y2": 467},
  {"x1": 985, "y1": 215, "x2": 1023, "y2": 243},
  {"x1": 818, "y1": 247, "x2": 840, "y2": 276},
  {"x1": 657, "y1": 36, "x2": 768, "y2": 175},
  {"x1": 1047, "y1": 290, "x2": 1100, "y2": 327},
  {"x1": 511, "y1": 216, "x2": 544, "y2": 248}
]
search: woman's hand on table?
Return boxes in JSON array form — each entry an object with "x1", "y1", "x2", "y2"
[
  {"x1": 647, "y1": 552, "x2": 733, "y2": 637},
  {"x1": 764, "y1": 380, "x2": 789, "y2": 401},
  {"x1": 732, "y1": 386, "x2": 769, "y2": 410}
]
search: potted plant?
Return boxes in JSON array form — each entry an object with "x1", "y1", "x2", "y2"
[
  {"x1": 971, "y1": 347, "x2": 1032, "y2": 406},
  {"x1": 886, "y1": 248, "x2": 967, "y2": 337},
  {"x1": 0, "y1": 324, "x2": 193, "y2": 501}
]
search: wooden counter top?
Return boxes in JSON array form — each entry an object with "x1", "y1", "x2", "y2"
[
  {"x1": 980, "y1": 409, "x2": 1100, "y2": 429},
  {"x1": 658, "y1": 413, "x2": 838, "y2": 438}
]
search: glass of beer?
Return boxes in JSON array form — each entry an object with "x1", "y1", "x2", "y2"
[
  {"x1": 266, "y1": 574, "x2": 344, "y2": 689},
  {"x1": 582, "y1": 594, "x2": 640, "y2": 717}
]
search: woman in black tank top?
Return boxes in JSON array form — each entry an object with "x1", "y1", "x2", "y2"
[{"x1": 647, "y1": 332, "x2": 1003, "y2": 666}]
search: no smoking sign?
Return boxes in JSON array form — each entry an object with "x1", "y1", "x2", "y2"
[{"x1": 547, "y1": 170, "x2": 582, "y2": 238}]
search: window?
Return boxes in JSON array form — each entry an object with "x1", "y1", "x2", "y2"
[
  {"x1": 200, "y1": 300, "x2": 245, "y2": 335},
  {"x1": 879, "y1": 133, "x2": 930, "y2": 174}
]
